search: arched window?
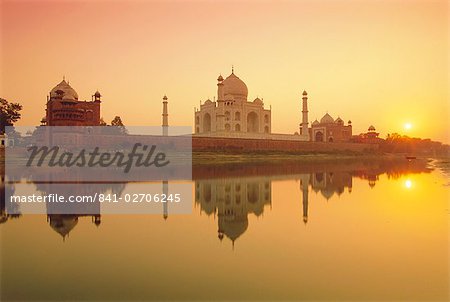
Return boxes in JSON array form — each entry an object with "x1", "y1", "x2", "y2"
[
  {"x1": 264, "y1": 126, "x2": 269, "y2": 133},
  {"x1": 315, "y1": 131, "x2": 324, "y2": 142},
  {"x1": 264, "y1": 114, "x2": 269, "y2": 123},
  {"x1": 225, "y1": 123, "x2": 231, "y2": 131},
  {"x1": 203, "y1": 113, "x2": 211, "y2": 132},
  {"x1": 247, "y1": 112, "x2": 259, "y2": 133},
  {"x1": 225, "y1": 111, "x2": 230, "y2": 121},
  {"x1": 235, "y1": 124, "x2": 241, "y2": 131},
  {"x1": 247, "y1": 183, "x2": 259, "y2": 203},
  {"x1": 235, "y1": 111, "x2": 241, "y2": 121},
  {"x1": 203, "y1": 184, "x2": 211, "y2": 202},
  {"x1": 195, "y1": 116, "x2": 199, "y2": 124}
]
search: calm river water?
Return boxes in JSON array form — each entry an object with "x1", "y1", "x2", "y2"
[{"x1": 1, "y1": 158, "x2": 449, "y2": 301}]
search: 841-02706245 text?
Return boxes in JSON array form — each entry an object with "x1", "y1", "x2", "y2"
[
  {"x1": 98, "y1": 193, "x2": 181, "y2": 203},
  {"x1": 10, "y1": 193, "x2": 182, "y2": 204}
]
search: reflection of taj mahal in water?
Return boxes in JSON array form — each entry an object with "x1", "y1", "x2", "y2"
[
  {"x1": 195, "y1": 171, "x2": 353, "y2": 245},
  {"x1": 1, "y1": 158, "x2": 432, "y2": 241},
  {"x1": 195, "y1": 177, "x2": 272, "y2": 244}
]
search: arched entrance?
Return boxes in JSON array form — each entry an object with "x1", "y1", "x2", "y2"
[
  {"x1": 203, "y1": 113, "x2": 211, "y2": 132},
  {"x1": 247, "y1": 183, "x2": 259, "y2": 203},
  {"x1": 247, "y1": 112, "x2": 259, "y2": 133},
  {"x1": 315, "y1": 131, "x2": 324, "y2": 142}
]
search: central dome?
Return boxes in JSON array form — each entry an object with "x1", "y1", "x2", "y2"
[
  {"x1": 222, "y1": 72, "x2": 248, "y2": 100},
  {"x1": 50, "y1": 79, "x2": 79, "y2": 101}
]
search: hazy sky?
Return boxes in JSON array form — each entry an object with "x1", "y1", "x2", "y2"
[{"x1": 1, "y1": 0, "x2": 448, "y2": 142}]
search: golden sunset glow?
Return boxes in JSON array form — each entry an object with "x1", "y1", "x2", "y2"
[
  {"x1": 404, "y1": 123, "x2": 413, "y2": 130},
  {"x1": 0, "y1": 0, "x2": 448, "y2": 144}
]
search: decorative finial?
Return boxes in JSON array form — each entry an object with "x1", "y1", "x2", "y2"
[
  {"x1": 63, "y1": 75, "x2": 65, "y2": 81},
  {"x1": 232, "y1": 65, "x2": 234, "y2": 74}
]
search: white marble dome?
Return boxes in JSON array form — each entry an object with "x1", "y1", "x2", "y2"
[{"x1": 222, "y1": 72, "x2": 248, "y2": 100}]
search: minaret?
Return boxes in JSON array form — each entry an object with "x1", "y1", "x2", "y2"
[
  {"x1": 216, "y1": 75, "x2": 225, "y2": 132},
  {"x1": 217, "y1": 75, "x2": 224, "y2": 101},
  {"x1": 93, "y1": 90, "x2": 101, "y2": 102},
  {"x1": 162, "y1": 95, "x2": 169, "y2": 219},
  {"x1": 301, "y1": 90, "x2": 310, "y2": 140},
  {"x1": 162, "y1": 95, "x2": 169, "y2": 136}
]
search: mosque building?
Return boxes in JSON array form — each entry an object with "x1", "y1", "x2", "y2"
[
  {"x1": 309, "y1": 113, "x2": 353, "y2": 142},
  {"x1": 42, "y1": 78, "x2": 102, "y2": 126}
]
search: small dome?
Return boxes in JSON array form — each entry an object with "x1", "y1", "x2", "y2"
[
  {"x1": 321, "y1": 189, "x2": 334, "y2": 200},
  {"x1": 335, "y1": 117, "x2": 344, "y2": 124},
  {"x1": 94, "y1": 90, "x2": 101, "y2": 97},
  {"x1": 163, "y1": 95, "x2": 168, "y2": 100},
  {"x1": 312, "y1": 119, "x2": 319, "y2": 126},
  {"x1": 368, "y1": 125, "x2": 376, "y2": 131},
  {"x1": 204, "y1": 99, "x2": 213, "y2": 104},
  {"x1": 50, "y1": 79, "x2": 78, "y2": 101},
  {"x1": 348, "y1": 120, "x2": 352, "y2": 124},
  {"x1": 222, "y1": 72, "x2": 248, "y2": 100},
  {"x1": 320, "y1": 113, "x2": 334, "y2": 124},
  {"x1": 302, "y1": 90, "x2": 308, "y2": 96},
  {"x1": 217, "y1": 75, "x2": 224, "y2": 81},
  {"x1": 253, "y1": 97, "x2": 263, "y2": 105}
]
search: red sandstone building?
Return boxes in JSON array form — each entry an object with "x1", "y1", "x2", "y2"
[
  {"x1": 42, "y1": 78, "x2": 101, "y2": 126},
  {"x1": 309, "y1": 113, "x2": 352, "y2": 142},
  {"x1": 352, "y1": 125, "x2": 382, "y2": 144}
]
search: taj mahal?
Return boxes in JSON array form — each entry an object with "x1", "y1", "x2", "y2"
[
  {"x1": 194, "y1": 68, "x2": 352, "y2": 142},
  {"x1": 38, "y1": 68, "x2": 364, "y2": 146}
]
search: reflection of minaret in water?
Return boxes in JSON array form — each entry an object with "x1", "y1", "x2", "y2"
[
  {"x1": 163, "y1": 180, "x2": 168, "y2": 220},
  {"x1": 162, "y1": 95, "x2": 169, "y2": 219},
  {"x1": 299, "y1": 174, "x2": 310, "y2": 224}
]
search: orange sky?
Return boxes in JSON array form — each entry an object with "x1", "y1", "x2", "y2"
[{"x1": 0, "y1": 0, "x2": 448, "y2": 142}]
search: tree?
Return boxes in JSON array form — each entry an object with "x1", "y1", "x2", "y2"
[
  {"x1": 110, "y1": 116, "x2": 127, "y2": 134},
  {"x1": 111, "y1": 116, "x2": 124, "y2": 127},
  {"x1": 0, "y1": 98, "x2": 22, "y2": 134},
  {"x1": 99, "y1": 117, "x2": 107, "y2": 126}
]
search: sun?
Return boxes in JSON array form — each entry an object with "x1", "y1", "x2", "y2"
[
  {"x1": 404, "y1": 123, "x2": 412, "y2": 130},
  {"x1": 404, "y1": 179, "x2": 412, "y2": 189}
]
